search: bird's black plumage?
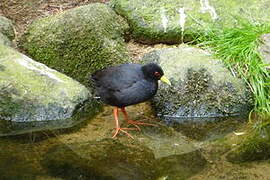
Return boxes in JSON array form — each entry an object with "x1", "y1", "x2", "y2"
[{"x1": 92, "y1": 63, "x2": 164, "y2": 107}]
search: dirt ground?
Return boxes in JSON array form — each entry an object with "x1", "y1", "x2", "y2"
[{"x1": 0, "y1": 0, "x2": 108, "y2": 37}]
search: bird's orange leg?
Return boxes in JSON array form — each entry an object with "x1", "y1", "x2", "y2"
[
  {"x1": 121, "y1": 107, "x2": 141, "y2": 131},
  {"x1": 112, "y1": 107, "x2": 135, "y2": 139},
  {"x1": 121, "y1": 107, "x2": 157, "y2": 128}
]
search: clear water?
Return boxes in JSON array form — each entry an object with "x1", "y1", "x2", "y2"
[{"x1": 0, "y1": 103, "x2": 269, "y2": 180}]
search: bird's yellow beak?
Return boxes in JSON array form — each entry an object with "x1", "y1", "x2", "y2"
[{"x1": 160, "y1": 76, "x2": 171, "y2": 86}]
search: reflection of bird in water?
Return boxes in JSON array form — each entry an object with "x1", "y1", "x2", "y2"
[{"x1": 92, "y1": 63, "x2": 171, "y2": 138}]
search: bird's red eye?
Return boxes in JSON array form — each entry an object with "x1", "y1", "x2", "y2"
[{"x1": 154, "y1": 71, "x2": 160, "y2": 77}]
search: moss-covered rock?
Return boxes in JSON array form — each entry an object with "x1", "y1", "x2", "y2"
[
  {"x1": 0, "y1": 15, "x2": 15, "y2": 41},
  {"x1": 110, "y1": 0, "x2": 270, "y2": 44},
  {"x1": 142, "y1": 45, "x2": 253, "y2": 122},
  {"x1": 20, "y1": 3, "x2": 130, "y2": 87},
  {"x1": 0, "y1": 32, "x2": 12, "y2": 46},
  {"x1": 0, "y1": 45, "x2": 101, "y2": 136}
]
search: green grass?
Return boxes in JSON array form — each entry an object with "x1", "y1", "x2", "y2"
[{"x1": 194, "y1": 19, "x2": 270, "y2": 121}]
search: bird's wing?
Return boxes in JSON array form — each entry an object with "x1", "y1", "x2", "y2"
[
  {"x1": 92, "y1": 64, "x2": 143, "y2": 91},
  {"x1": 113, "y1": 79, "x2": 157, "y2": 106}
]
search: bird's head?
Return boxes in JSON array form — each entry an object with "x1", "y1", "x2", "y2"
[{"x1": 142, "y1": 63, "x2": 171, "y2": 85}]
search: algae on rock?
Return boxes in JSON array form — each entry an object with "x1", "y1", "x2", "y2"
[
  {"x1": 21, "y1": 3, "x2": 130, "y2": 87},
  {"x1": 226, "y1": 125, "x2": 270, "y2": 162},
  {"x1": 142, "y1": 45, "x2": 253, "y2": 122}
]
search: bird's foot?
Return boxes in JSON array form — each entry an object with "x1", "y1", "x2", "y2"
[
  {"x1": 112, "y1": 127, "x2": 137, "y2": 139},
  {"x1": 126, "y1": 123, "x2": 141, "y2": 131},
  {"x1": 127, "y1": 120, "x2": 157, "y2": 129}
]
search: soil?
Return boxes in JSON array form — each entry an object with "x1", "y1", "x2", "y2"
[{"x1": 0, "y1": 0, "x2": 109, "y2": 37}]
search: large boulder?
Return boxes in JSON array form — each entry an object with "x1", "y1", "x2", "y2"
[
  {"x1": 20, "y1": 3, "x2": 130, "y2": 87},
  {"x1": 110, "y1": 0, "x2": 270, "y2": 44},
  {"x1": 0, "y1": 16, "x2": 15, "y2": 46},
  {"x1": 142, "y1": 45, "x2": 253, "y2": 123},
  {"x1": 0, "y1": 45, "x2": 101, "y2": 136}
]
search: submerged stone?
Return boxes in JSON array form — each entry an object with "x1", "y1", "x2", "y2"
[
  {"x1": 171, "y1": 116, "x2": 247, "y2": 141},
  {"x1": 42, "y1": 139, "x2": 156, "y2": 180},
  {"x1": 42, "y1": 124, "x2": 206, "y2": 179},
  {"x1": 226, "y1": 125, "x2": 270, "y2": 163},
  {"x1": 20, "y1": 3, "x2": 130, "y2": 87},
  {"x1": 0, "y1": 45, "x2": 101, "y2": 136},
  {"x1": 142, "y1": 45, "x2": 253, "y2": 123},
  {"x1": 110, "y1": 0, "x2": 270, "y2": 44}
]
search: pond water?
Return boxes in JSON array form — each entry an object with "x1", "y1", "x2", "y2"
[{"x1": 0, "y1": 103, "x2": 270, "y2": 180}]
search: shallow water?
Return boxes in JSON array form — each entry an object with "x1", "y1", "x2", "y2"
[{"x1": 0, "y1": 103, "x2": 270, "y2": 179}]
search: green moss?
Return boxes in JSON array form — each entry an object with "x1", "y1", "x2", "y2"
[
  {"x1": 226, "y1": 129, "x2": 270, "y2": 162},
  {"x1": 21, "y1": 3, "x2": 130, "y2": 87}
]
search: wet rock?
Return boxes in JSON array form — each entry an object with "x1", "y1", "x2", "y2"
[
  {"x1": 20, "y1": 3, "x2": 130, "y2": 87},
  {"x1": 142, "y1": 45, "x2": 252, "y2": 123},
  {"x1": 110, "y1": 0, "x2": 270, "y2": 44},
  {"x1": 0, "y1": 15, "x2": 15, "y2": 41},
  {"x1": 42, "y1": 125, "x2": 206, "y2": 179},
  {"x1": 136, "y1": 125, "x2": 207, "y2": 179},
  {"x1": 0, "y1": 45, "x2": 101, "y2": 136},
  {"x1": 259, "y1": 33, "x2": 270, "y2": 69}
]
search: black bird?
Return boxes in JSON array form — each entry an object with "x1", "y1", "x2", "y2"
[{"x1": 92, "y1": 63, "x2": 171, "y2": 138}]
